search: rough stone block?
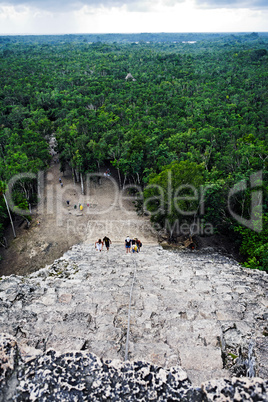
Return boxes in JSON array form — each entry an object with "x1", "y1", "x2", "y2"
[
  {"x1": 179, "y1": 345, "x2": 223, "y2": 371},
  {"x1": 202, "y1": 377, "x2": 268, "y2": 401}
]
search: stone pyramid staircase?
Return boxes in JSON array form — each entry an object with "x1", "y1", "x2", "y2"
[{"x1": 0, "y1": 244, "x2": 267, "y2": 386}]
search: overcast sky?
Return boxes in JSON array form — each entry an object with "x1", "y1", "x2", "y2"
[{"x1": 0, "y1": 0, "x2": 267, "y2": 34}]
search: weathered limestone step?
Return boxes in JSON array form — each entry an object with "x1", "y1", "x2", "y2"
[
  {"x1": 3, "y1": 333, "x2": 267, "y2": 401},
  {"x1": 85, "y1": 240, "x2": 158, "y2": 246},
  {"x1": 0, "y1": 244, "x2": 267, "y2": 387}
]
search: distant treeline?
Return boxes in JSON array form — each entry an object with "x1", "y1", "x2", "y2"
[
  {"x1": 0, "y1": 31, "x2": 267, "y2": 45},
  {"x1": 0, "y1": 35, "x2": 267, "y2": 270}
]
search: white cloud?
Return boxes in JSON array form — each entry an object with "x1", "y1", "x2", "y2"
[
  {"x1": 0, "y1": 0, "x2": 267, "y2": 34},
  {"x1": 194, "y1": 0, "x2": 268, "y2": 10},
  {"x1": 73, "y1": 0, "x2": 268, "y2": 33}
]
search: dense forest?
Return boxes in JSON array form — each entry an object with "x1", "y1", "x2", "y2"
[{"x1": 0, "y1": 33, "x2": 267, "y2": 270}]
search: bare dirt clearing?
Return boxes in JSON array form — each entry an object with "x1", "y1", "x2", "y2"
[{"x1": 0, "y1": 161, "x2": 157, "y2": 276}]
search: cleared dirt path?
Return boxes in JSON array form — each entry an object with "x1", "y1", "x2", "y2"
[{"x1": 0, "y1": 160, "x2": 157, "y2": 276}]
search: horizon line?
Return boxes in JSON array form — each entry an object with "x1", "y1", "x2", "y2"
[{"x1": 1, "y1": 31, "x2": 268, "y2": 36}]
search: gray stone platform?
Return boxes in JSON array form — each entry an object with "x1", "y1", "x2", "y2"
[{"x1": 0, "y1": 244, "x2": 267, "y2": 391}]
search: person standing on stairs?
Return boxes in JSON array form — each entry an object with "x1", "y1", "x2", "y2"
[
  {"x1": 125, "y1": 236, "x2": 132, "y2": 253},
  {"x1": 95, "y1": 239, "x2": 103, "y2": 252},
  {"x1": 135, "y1": 238, "x2": 142, "y2": 252},
  {"x1": 103, "y1": 236, "x2": 112, "y2": 251}
]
